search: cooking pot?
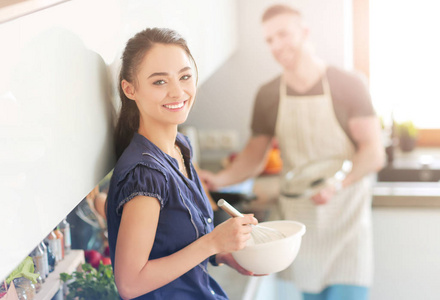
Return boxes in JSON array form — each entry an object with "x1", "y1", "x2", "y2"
[{"x1": 280, "y1": 157, "x2": 352, "y2": 199}]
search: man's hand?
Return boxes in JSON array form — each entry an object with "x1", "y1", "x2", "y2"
[{"x1": 310, "y1": 180, "x2": 341, "y2": 205}]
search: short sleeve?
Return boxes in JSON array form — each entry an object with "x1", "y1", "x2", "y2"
[
  {"x1": 115, "y1": 164, "x2": 169, "y2": 216},
  {"x1": 329, "y1": 67, "x2": 375, "y2": 118},
  {"x1": 251, "y1": 77, "x2": 281, "y2": 137},
  {"x1": 345, "y1": 72, "x2": 375, "y2": 118}
]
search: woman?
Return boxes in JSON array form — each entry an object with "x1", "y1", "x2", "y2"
[{"x1": 106, "y1": 28, "x2": 258, "y2": 300}]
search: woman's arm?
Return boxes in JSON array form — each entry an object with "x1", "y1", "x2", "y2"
[{"x1": 114, "y1": 195, "x2": 257, "y2": 299}]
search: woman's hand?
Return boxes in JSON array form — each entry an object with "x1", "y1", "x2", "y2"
[
  {"x1": 208, "y1": 214, "x2": 257, "y2": 254},
  {"x1": 216, "y1": 253, "x2": 253, "y2": 275},
  {"x1": 215, "y1": 252, "x2": 268, "y2": 276}
]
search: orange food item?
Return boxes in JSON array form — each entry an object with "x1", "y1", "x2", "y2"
[
  {"x1": 101, "y1": 257, "x2": 112, "y2": 265},
  {"x1": 263, "y1": 148, "x2": 282, "y2": 174}
]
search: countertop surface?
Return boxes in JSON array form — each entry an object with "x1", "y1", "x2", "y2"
[
  {"x1": 372, "y1": 181, "x2": 440, "y2": 207},
  {"x1": 248, "y1": 174, "x2": 440, "y2": 210},
  {"x1": 201, "y1": 147, "x2": 440, "y2": 212},
  {"x1": 373, "y1": 147, "x2": 440, "y2": 207}
]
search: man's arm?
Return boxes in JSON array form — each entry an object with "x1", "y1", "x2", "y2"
[
  {"x1": 199, "y1": 135, "x2": 273, "y2": 190},
  {"x1": 312, "y1": 115, "x2": 385, "y2": 204},
  {"x1": 343, "y1": 115, "x2": 386, "y2": 186}
]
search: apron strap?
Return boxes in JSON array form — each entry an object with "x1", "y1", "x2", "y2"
[{"x1": 280, "y1": 72, "x2": 330, "y2": 98}]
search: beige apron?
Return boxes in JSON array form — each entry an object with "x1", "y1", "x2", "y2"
[{"x1": 275, "y1": 74, "x2": 373, "y2": 292}]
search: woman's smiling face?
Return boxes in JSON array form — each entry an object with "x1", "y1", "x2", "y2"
[{"x1": 123, "y1": 43, "x2": 196, "y2": 129}]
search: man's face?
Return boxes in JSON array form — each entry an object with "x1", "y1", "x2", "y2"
[{"x1": 263, "y1": 13, "x2": 307, "y2": 69}]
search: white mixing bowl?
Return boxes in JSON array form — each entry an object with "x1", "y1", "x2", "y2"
[{"x1": 232, "y1": 220, "x2": 306, "y2": 275}]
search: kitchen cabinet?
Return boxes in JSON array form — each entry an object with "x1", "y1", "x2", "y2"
[{"x1": 371, "y1": 207, "x2": 440, "y2": 300}]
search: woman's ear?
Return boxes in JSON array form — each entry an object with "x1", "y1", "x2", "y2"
[{"x1": 121, "y1": 80, "x2": 136, "y2": 100}]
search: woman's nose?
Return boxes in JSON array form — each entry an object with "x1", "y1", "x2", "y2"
[{"x1": 168, "y1": 81, "x2": 185, "y2": 99}]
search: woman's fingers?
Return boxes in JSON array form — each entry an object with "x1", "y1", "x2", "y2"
[
  {"x1": 216, "y1": 252, "x2": 268, "y2": 276},
  {"x1": 211, "y1": 214, "x2": 258, "y2": 253}
]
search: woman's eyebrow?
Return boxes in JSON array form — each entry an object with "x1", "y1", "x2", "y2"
[{"x1": 148, "y1": 66, "x2": 192, "y2": 79}]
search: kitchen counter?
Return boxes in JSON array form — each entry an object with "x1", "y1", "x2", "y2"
[
  {"x1": 239, "y1": 174, "x2": 280, "y2": 221},
  {"x1": 374, "y1": 147, "x2": 440, "y2": 206},
  {"x1": 372, "y1": 181, "x2": 440, "y2": 207},
  {"x1": 202, "y1": 151, "x2": 440, "y2": 215},
  {"x1": 249, "y1": 174, "x2": 440, "y2": 210}
]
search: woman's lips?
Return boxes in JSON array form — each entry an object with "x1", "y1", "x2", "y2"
[{"x1": 163, "y1": 100, "x2": 187, "y2": 110}]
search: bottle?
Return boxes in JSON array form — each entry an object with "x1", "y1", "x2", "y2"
[
  {"x1": 44, "y1": 240, "x2": 56, "y2": 272},
  {"x1": 47, "y1": 231, "x2": 60, "y2": 264},
  {"x1": 59, "y1": 219, "x2": 71, "y2": 255},
  {"x1": 30, "y1": 245, "x2": 45, "y2": 283},
  {"x1": 39, "y1": 242, "x2": 49, "y2": 278},
  {"x1": 53, "y1": 227, "x2": 64, "y2": 260}
]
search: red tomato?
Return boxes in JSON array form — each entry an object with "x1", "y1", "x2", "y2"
[
  {"x1": 101, "y1": 257, "x2": 112, "y2": 265},
  {"x1": 84, "y1": 250, "x2": 102, "y2": 268}
]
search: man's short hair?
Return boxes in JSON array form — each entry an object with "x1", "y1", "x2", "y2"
[{"x1": 261, "y1": 4, "x2": 302, "y2": 22}]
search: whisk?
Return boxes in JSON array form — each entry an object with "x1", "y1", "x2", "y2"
[{"x1": 217, "y1": 199, "x2": 286, "y2": 244}]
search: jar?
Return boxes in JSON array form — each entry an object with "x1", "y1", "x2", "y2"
[
  {"x1": 15, "y1": 287, "x2": 28, "y2": 300},
  {"x1": 13, "y1": 277, "x2": 35, "y2": 300},
  {"x1": 34, "y1": 275, "x2": 43, "y2": 293}
]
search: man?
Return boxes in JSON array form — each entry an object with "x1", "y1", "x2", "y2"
[{"x1": 200, "y1": 4, "x2": 385, "y2": 300}]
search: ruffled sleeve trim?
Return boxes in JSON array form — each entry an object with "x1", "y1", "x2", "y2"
[
  {"x1": 115, "y1": 163, "x2": 168, "y2": 216},
  {"x1": 116, "y1": 191, "x2": 165, "y2": 216}
]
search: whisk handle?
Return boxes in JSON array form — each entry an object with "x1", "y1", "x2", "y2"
[{"x1": 217, "y1": 199, "x2": 244, "y2": 218}]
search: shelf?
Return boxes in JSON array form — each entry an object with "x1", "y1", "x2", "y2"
[{"x1": 34, "y1": 249, "x2": 85, "y2": 300}]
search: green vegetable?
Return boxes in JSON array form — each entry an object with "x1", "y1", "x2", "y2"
[
  {"x1": 6, "y1": 256, "x2": 39, "y2": 284},
  {"x1": 60, "y1": 262, "x2": 119, "y2": 300}
]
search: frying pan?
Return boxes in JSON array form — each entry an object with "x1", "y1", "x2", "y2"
[{"x1": 280, "y1": 156, "x2": 352, "y2": 199}]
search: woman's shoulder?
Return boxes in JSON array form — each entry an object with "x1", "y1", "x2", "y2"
[{"x1": 113, "y1": 136, "x2": 170, "y2": 183}]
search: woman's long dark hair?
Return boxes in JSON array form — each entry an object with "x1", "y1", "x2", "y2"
[{"x1": 114, "y1": 28, "x2": 198, "y2": 159}]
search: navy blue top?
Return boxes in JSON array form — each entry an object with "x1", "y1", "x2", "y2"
[{"x1": 106, "y1": 132, "x2": 228, "y2": 300}]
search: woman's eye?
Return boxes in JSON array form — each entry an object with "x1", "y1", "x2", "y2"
[
  {"x1": 181, "y1": 74, "x2": 192, "y2": 80},
  {"x1": 153, "y1": 80, "x2": 166, "y2": 85}
]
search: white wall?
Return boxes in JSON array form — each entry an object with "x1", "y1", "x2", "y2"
[
  {"x1": 0, "y1": 0, "x2": 237, "y2": 281},
  {"x1": 187, "y1": 0, "x2": 351, "y2": 157}
]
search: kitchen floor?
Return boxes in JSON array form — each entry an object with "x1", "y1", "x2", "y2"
[
  {"x1": 208, "y1": 264, "x2": 249, "y2": 299},
  {"x1": 208, "y1": 264, "x2": 303, "y2": 300}
]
